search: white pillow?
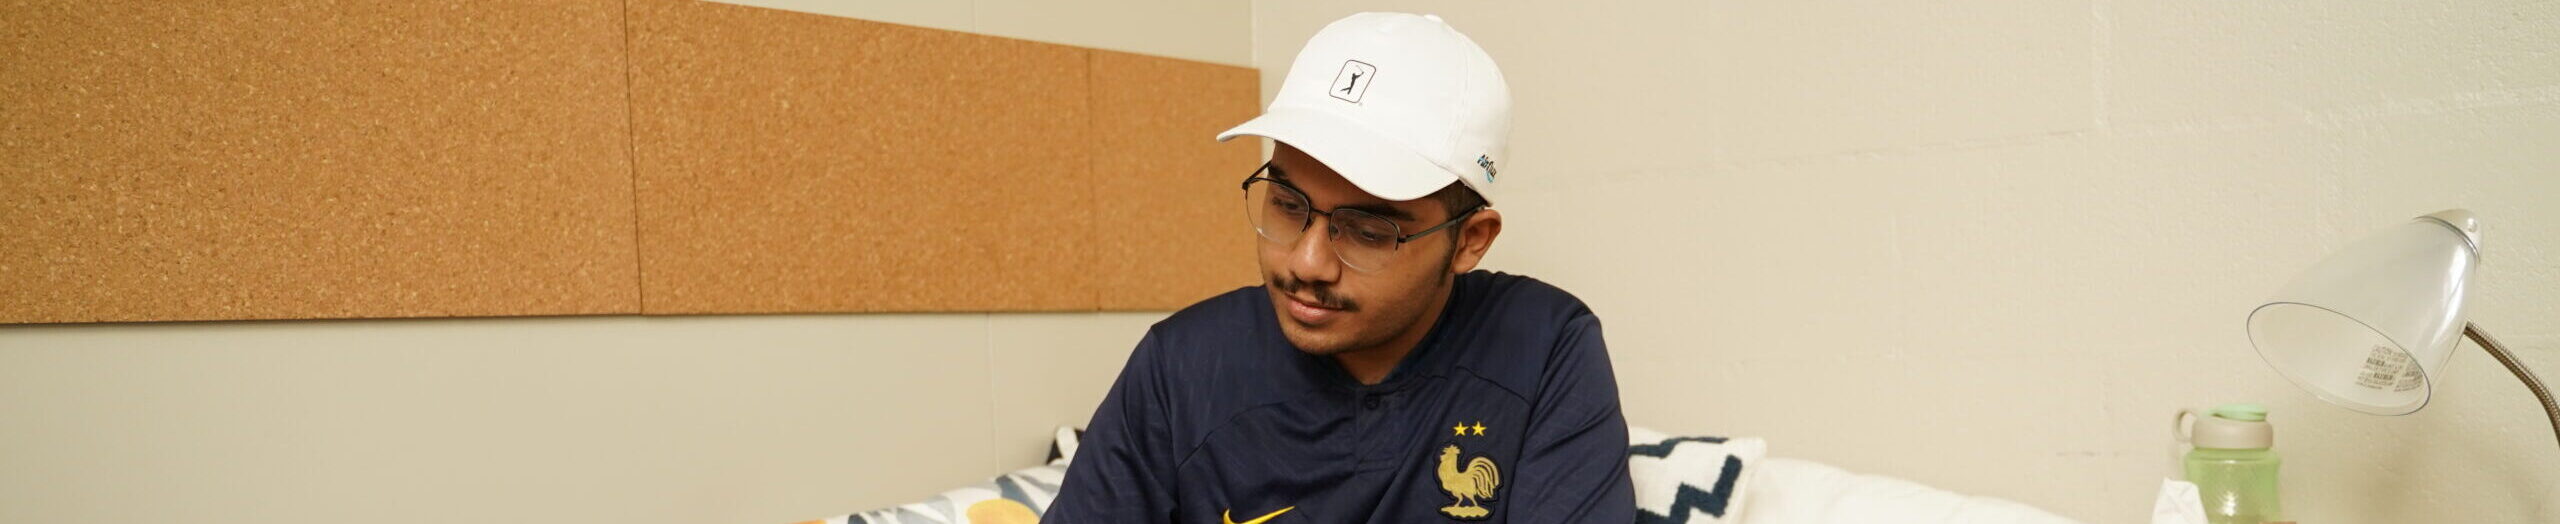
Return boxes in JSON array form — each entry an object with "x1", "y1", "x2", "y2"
[
  {"x1": 1629, "y1": 426, "x2": 1768, "y2": 524},
  {"x1": 1741, "y1": 457, "x2": 2082, "y2": 524},
  {"x1": 1045, "y1": 426, "x2": 1081, "y2": 467}
]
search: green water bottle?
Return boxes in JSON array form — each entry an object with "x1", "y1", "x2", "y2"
[{"x1": 2177, "y1": 404, "x2": 2283, "y2": 524}]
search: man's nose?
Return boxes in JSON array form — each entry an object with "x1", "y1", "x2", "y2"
[{"x1": 1285, "y1": 215, "x2": 1342, "y2": 285}]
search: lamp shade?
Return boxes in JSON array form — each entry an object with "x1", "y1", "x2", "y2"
[{"x1": 2247, "y1": 209, "x2": 2481, "y2": 415}]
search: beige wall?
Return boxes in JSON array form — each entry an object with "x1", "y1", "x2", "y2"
[
  {"x1": 0, "y1": 313, "x2": 1159, "y2": 524},
  {"x1": 1252, "y1": 1, "x2": 2560, "y2": 523},
  {"x1": 10, "y1": 2, "x2": 2556, "y2": 524},
  {"x1": 0, "y1": 1, "x2": 1244, "y2": 524}
]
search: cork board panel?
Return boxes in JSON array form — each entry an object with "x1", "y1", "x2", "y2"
[
  {"x1": 0, "y1": 1, "x2": 640, "y2": 324},
  {"x1": 627, "y1": 0, "x2": 1097, "y2": 314},
  {"x1": 1087, "y1": 51, "x2": 1264, "y2": 310}
]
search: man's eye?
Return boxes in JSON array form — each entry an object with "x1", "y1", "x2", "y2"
[
  {"x1": 1272, "y1": 199, "x2": 1309, "y2": 215},
  {"x1": 1350, "y1": 224, "x2": 1395, "y2": 243}
]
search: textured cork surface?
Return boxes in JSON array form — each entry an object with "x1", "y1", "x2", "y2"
[
  {"x1": 1085, "y1": 50, "x2": 1264, "y2": 310},
  {"x1": 627, "y1": 0, "x2": 1098, "y2": 314},
  {"x1": 1, "y1": 0, "x2": 1261, "y2": 322},
  {"x1": 0, "y1": 1, "x2": 640, "y2": 323}
]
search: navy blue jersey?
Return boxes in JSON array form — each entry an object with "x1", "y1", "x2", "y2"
[{"x1": 1045, "y1": 270, "x2": 1634, "y2": 523}]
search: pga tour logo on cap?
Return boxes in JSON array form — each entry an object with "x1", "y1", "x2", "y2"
[{"x1": 1329, "y1": 60, "x2": 1376, "y2": 103}]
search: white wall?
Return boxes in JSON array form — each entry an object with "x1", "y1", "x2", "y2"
[
  {"x1": 0, "y1": 2, "x2": 1247, "y2": 524},
  {"x1": 1252, "y1": 1, "x2": 2560, "y2": 523}
]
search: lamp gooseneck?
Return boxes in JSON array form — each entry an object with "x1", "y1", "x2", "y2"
[{"x1": 2466, "y1": 324, "x2": 2560, "y2": 451}]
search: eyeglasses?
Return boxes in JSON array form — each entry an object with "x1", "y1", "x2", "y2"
[{"x1": 1240, "y1": 163, "x2": 1482, "y2": 272}]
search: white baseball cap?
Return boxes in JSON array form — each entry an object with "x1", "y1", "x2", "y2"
[{"x1": 1217, "y1": 12, "x2": 1511, "y2": 203}]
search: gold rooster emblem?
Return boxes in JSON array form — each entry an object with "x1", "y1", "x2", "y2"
[{"x1": 1435, "y1": 444, "x2": 1500, "y2": 520}]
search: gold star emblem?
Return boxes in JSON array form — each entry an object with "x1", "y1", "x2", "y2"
[
  {"x1": 1470, "y1": 422, "x2": 1486, "y2": 436},
  {"x1": 1453, "y1": 423, "x2": 1468, "y2": 436}
]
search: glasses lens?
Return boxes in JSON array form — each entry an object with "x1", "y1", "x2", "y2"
[
  {"x1": 1245, "y1": 179, "x2": 1312, "y2": 245},
  {"x1": 1330, "y1": 210, "x2": 1402, "y2": 271}
]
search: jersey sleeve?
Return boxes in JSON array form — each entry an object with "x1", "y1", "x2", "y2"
[
  {"x1": 1041, "y1": 329, "x2": 1179, "y2": 524},
  {"x1": 1506, "y1": 312, "x2": 1637, "y2": 522}
]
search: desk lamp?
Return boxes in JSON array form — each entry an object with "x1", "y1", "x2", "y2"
[{"x1": 2246, "y1": 209, "x2": 2559, "y2": 449}]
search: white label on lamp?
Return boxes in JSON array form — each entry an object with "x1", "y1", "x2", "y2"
[{"x1": 2356, "y1": 345, "x2": 2423, "y2": 392}]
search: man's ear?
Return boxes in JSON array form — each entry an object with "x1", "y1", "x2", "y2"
[{"x1": 1447, "y1": 208, "x2": 1502, "y2": 275}]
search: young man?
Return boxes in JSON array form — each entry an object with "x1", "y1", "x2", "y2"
[{"x1": 1044, "y1": 12, "x2": 1634, "y2": 523}]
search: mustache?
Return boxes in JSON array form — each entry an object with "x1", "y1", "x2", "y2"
[{"x1": 1266, "y1": 273, "x2": 1359, "y2": 312}]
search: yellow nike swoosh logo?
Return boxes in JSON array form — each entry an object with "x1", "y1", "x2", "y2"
[{"x1": 1223, "y1": 506, "x2": 1294, "y2": 524}]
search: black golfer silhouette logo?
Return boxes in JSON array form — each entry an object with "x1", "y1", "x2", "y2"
[{"x1": 1330, "y1": 60, "x2": 1376, "y2": 103}]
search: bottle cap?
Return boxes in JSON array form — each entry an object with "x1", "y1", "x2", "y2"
[{"x1": 2191, "y1": 404, "x2": 2275, "y2": 450}]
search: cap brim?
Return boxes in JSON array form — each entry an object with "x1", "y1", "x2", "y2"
[{"x1": 1217, "y1": 107, "x2": 1458, "y2": 202}]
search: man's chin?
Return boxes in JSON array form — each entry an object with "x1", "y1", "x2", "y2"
[{"x1": 1276, "y1": 322, "x2": 1358, "y2": 356}]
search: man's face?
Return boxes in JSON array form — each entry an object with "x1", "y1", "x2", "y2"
[{"x1": 1257, "y1": 144, "x2": 1460, "y2": 356}]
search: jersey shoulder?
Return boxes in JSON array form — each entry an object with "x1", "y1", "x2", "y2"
[
  {"x1": 1146, "y1": 285, "x2": 1270, "y2": 352},
  {"x1": 1443, "y1": 271, "x2": 1607, "y2": 398}
]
